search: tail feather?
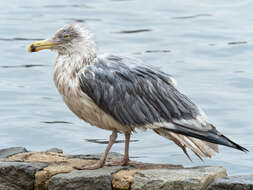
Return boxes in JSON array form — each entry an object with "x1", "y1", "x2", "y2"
[
  {"x1": 219, "y1": 133, "x2": 248, "y2": 152},
  {"x1": 164, "y1": 131, "x2": 193, "y2": 161},
  {"x1": 152, "y1": 121, "x2": 248, "y2": 160},
  {"x1": 188, "y1": 137, "x2": 218, "y2": 158},
  {"x1": 178, "y1": 135, "x2": 206, "y2": 161},
  {"x1": 153, "y1": 128, "x2": 218, "y2": 161},
  {"x1": 205, "y1": 141, "x2": 219, "y2": 153},
  {"x1": 166, "y1": 122, "x2": 248, "y2": 152}
]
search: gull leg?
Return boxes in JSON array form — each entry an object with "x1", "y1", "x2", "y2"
[
  {"x1": 105, "y1": 132, "x2": 130, "y2": 166},
  {"x1": 122, "y1": 132, "x2": 130, "y2": 164},
  {"x1": 74, "y1": 130, "x2": 118, "y2": 170}
]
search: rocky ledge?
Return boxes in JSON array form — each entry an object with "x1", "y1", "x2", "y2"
[{"x1": 0, "y1": 147, "x2": 251, "y2": 190}]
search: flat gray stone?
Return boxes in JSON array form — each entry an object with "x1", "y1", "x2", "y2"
[
  {"x1": 0, "y1": 147, "x2": 28, "y2": 158},
  {"x1": 45, "y1": 148, "x2": 63, "y2": 154},
  {"x1": 207, "y1": 175, "x2": 253, "y2": 190},
  {"x1": 131, "y1": 166, "x2": 227, "y2": 190},
  {"x1": 48, "y1": 166, "x2": 123, "y2": 190},
  {"x1": 0, "y1": 162, "x2": 47, "y2": 190}
]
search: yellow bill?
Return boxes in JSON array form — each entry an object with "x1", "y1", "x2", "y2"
[{"x1": 27, "y1": 40, "x2": 58, "y2": 52}]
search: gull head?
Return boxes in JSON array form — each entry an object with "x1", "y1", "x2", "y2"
[{"x1": 27, "y1": 23, "x2": 96, "y2": 57}]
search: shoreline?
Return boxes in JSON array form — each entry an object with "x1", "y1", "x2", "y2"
[{"x1": 0, "y1": 147, "x2": 251, "y2": 190}]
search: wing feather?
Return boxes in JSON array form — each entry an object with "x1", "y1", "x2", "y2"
[{"x1": 79, "y1": 54, "x2": 248, "y2": 159}]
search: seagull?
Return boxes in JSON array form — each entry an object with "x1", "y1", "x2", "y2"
[{"x1": 27, "y1": 23, "x2": 247, "y2": 169}]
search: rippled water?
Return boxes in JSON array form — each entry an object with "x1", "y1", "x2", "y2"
[{"x1": 0, "y1": 0, "x2": 253, "y2": 175}]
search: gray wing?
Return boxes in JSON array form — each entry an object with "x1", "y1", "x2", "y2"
[
  {"x1": 80, "y1": 54, "x2": 198, "y2": 126},
  {"x1": 79, "y1": 54, "x2": 247, "y2": 152}
]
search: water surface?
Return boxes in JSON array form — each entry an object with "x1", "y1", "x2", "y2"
[{"x1": 0, "y1": 0, "x2": 253, "y2": 175}]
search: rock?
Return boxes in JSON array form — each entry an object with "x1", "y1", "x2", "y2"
[
  {"x1": 8, "y1": 152, "x2": 68, "y2": 163},
  {"x1": 48, "y1": 166, "x2": 123, "y2": 190},
  {"x1": 8, "y1": 151, "x2": 182, "y2": 190},
  {"x1": 8, "y1": 152, "x2": 98, "y2": 190},
  {"x1": 113, "y1": 169, "x2": 140, "y2": 190},
  {"x1": 130, "y1": 166, "x2": 227, "y2": 190},
  {"x1": 112, "y1": 162, "x2": 183, "y2": 190},
  {"x1": 45, "y1": 148, "x2": 63, "y2": 154},
  {"x1": 207, "y1": 175, "x2": 253, "y2": 190},
  {"x1": 66, "y1": 152, "x2": 123, "y2": 160},
  {"x1": 0, "y1": 147, "x2": 28, "y2": 158},
  {"x1": 0, "y1": 162, "x2": 47, "y2": 190},
  {"x1": 0, "y1": 148, "x2": 232, "y2": 190}
]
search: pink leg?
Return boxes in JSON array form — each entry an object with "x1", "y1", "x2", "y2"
[
  {"x1": 122, "y1": 132, "x2": 130, "y2": 164},
  {"x1": 105, "y1": 132, "x2": 131, "y2": 166},
  {"x1": 74, "y1": 130, "x2": 118, "y2": 170}
]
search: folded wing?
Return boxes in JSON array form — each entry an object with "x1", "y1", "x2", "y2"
[{"x1": 79, "y1": 54, "x2": 247, "y2": 159}]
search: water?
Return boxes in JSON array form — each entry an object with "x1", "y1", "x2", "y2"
[{"x1": 0, "y1": 0, "x2": 253, "y2": 175}]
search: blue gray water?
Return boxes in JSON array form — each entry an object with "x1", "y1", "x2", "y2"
[{"x1": 0, "y1": 0, "x2": 253, "y2": 175}]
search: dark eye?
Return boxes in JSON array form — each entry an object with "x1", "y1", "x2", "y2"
[{"x1": 63, "y1": 34, "x2": 71, "y2": 39}]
